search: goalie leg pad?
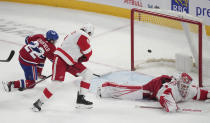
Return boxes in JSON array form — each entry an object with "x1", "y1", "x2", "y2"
[{"x1": 99, "y1": 82, "x2": 143, "y2": 100}]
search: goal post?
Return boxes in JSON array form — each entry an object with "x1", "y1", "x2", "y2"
[{"x1": 130, "y1": 8, "x2": 204, "y2": 87}]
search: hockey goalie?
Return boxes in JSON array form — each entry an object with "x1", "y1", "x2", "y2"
[{"x1": 97, "y1": 72, "x2": 210, "y2": 112}]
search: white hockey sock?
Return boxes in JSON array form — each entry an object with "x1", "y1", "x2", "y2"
[
  {"x1": 40, "y1": 80, "x2": 63, "y2": 103},
  {"x1": 79, "y1": 81, "x2": 90, "y2": 95}
]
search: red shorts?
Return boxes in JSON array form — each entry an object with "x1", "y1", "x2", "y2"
[{"x1": 52, "y1": 55, "x2": 86, "y2": 81}]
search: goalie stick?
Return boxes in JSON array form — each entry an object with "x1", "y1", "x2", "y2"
[
  {"x1": 135, "y1": 105, "x2": 202, "y2": 112},
  {"x1": 0, "y1": 50, "x2": 15, "y2": 62},
  {"x1": 93, "y1": 73, "x2": 101, "y2": 77}
]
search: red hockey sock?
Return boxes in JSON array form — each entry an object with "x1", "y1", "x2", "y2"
[
  {"x1": 13, "y1": 80, "x2": 20, "y2": 88},
  {"x1": 43, "y1": 88, "x2": 53, "y2": 99},
  {"x1": 80, "y1": 81, "x2": 90, "y2": 89}
]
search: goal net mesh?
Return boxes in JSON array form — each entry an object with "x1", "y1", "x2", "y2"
[{"x1": 131, "y1": 8, "x2": 210, "y2": 87}]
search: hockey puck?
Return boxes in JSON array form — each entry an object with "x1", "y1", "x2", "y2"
[{"x1": 147, "y1": 49, "x2": 152, "y2": 53}]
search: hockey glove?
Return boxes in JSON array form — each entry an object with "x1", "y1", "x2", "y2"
[{"x1": 78, "y1": 55, "x2": 88, "y2": 63}]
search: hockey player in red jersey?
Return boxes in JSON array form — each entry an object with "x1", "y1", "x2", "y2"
[
  {"x1": 97, "y1": 73, "x2": 210, "y2": 112},
  {"x1": 32, "y1": 23, "x2": 95, "y2": 111},
  {"x1": 2, "y1": 30, "x2": 59, "y2": 91}
]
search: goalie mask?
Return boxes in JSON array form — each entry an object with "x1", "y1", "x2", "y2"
[{"x1": 174, "y1": 73, "x2": 192, "y2": 98}]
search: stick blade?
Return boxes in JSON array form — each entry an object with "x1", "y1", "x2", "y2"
[
  {"x1": 7, "y1": 50, "x2": 15, "y2": 61},
  {"x1": 0, "y1": 50, "x2": 15, "y2": 62}
]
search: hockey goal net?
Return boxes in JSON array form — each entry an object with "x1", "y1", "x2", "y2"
[{"x1": 130, "y1": 8, "x2": 210, "y2": 87}]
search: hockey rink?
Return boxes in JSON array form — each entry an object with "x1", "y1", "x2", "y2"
[{"x1": 0, "y1": 2, "x2": 210, "y2": 123}]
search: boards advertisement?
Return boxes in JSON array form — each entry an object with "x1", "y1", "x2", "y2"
[
  {"x1": 79, "y1": 0, "x2": 210, "y2": 25},
  {"x1": 1, "y1": 0, "x2": 209, "y2": 34}
]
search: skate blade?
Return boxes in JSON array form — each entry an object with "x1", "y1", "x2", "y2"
[
  {"x1": 75, "y1": 104, "x2": 93, "y2": 109},
  {"x1": 32, "y1": 107, "x2": 41, "y2": 112},
  {"x1": 2, "y1": 81, "x2": 9, "y2": 92}
]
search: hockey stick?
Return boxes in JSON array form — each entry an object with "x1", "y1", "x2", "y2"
[
  {"x1": 19, "y1": 73, "x2": 100, "y2": 91},
  {"x1": 18, "y1": 74, "x2": 52, "y2": 91},
  {"x1": 93, "y1": 73, "x2": 101, "y2": 77},
  {"x1": 135, "y1": 105, "x2": 202, "y2": 112},
  {"x1": 19, "y1": 72, "x2": 100, "y2": 91},
  {"x1": 0, "y1": 50, "x2": 15, "y2": 62}
]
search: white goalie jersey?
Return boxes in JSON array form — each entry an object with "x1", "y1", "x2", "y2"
[
  {"x1": 156, "y1": 81, "x2": 204, "y2": 102},
  {"x1": 156, "y1": 81, "x2": 208, "y2": 112},
  {"x1": 98, "y1": 81, "x2": 209, "y2": 112}
]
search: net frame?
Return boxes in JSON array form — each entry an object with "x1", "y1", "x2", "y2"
[{"x1": 130, "y1": 8, "x2": 203, "y2": 87}]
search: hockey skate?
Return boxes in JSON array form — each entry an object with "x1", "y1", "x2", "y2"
[
  {"x1": 76, "y1": 92, "x2": 93, "y2": 109},
  {"x1": 2, "y1": 81, "x2": 15, "y2": 92},
  {"x1": 32, "y1": 99, "x2": 44, "y2": 112}
]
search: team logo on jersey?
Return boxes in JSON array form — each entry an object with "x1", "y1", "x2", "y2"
[{"x1": 171, "y1": 0, "x2": 189, "y2": 13}]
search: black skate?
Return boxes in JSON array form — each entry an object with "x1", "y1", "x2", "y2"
[
  {"x1": 32, "y1": 99, "x2": 44, "y2": 112},
  {"x1": 2, "y1": 81, "x2": 14, "y2": 92},
  {"x1": 76, "y1": 92, "x2": 93, "y2": 109}
]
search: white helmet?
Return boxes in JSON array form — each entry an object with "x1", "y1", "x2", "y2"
[
  {"x1": 80, "y1": 23, "x2": 94, "y2": 37},
  {"x1": 174, "y1": 72, "x2": 192, "y2": 98}
]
